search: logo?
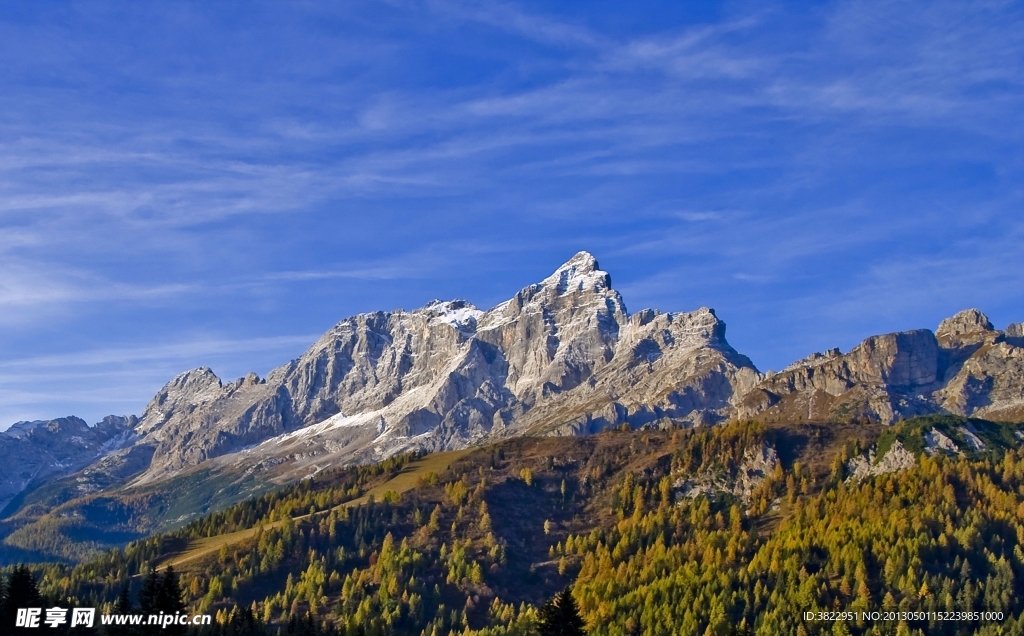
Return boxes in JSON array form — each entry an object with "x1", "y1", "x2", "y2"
[{"x1": 14, "y1": 607, "x2": 95, "y2": 629}]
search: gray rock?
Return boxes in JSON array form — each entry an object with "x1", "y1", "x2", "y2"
[
  {"x1": 958, "y1": 423, "x2": 986, "y2": 451},
  {"x1": 1005, "y1": 322, "x2": 1024, "y2": 339},
  {"x1": 846, "y1": 440, "x2": 917, "y2": 482},
  {"x1": 936, "y1": 309, "x2": 995, "y2": 342},
  {"x1": 123, "y1": 252, "x2": 759, "y2": 485},
  {"x1": 674, "y1": 443, "x2": 779, "y2": 505},
  {"x1": 736, "y1": 329, "x2": 941, "y2": 424},
  {"x1": 735, "y1": 308, "x2": 1024, "y2": 425},
  {"x1": 923, "y1": 428, "x2": 960, "y2": 455}
]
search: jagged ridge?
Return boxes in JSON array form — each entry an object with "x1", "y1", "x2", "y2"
[{"x1": 1, "y1": 252, "x2": 1022, "y2": 524}]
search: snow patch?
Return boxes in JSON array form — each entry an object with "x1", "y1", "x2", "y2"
[
  {"x1": 258, "y1": 384, "x2": 437, "y2": 450},
  {"x1": 267, "y1": 409, "x2": 385, "y2": 445},
  {"x1": 423, "y1": 300, "x2": 483, "y2": 332},
  {"x1": 100, "y1": 429, "x2": 137, "y2": 452}
]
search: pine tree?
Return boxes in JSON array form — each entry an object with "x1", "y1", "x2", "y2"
[
  {"x1": 158, "y1": 566, "x2": 187, "y2": 636},
  {"x1": 107, "y1": 581, "x2": 134, "y2": 636},
  {"x1": 138, "y1": 568, "x2": 161, "y2": 615},
  {"x1": 538, "y1": 587, "x2": 586, "y2": 636},
  {"x1": 159, "y1": 566, "x2": 186, "y2": 613},
  {"x1": 5, "y1": 566, "x2": 43, "y2": 635}
]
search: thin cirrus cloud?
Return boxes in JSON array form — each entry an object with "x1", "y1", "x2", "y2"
[
  {"x1": 0, "y1": 263, "x2": 198, "y2": 310},
  {"x1": 422, "y1": 0, "x2": 603, "y2": 49},
  {"x1": 0, "y1": 335, "x2": 320, "y2": 371},
  {"x1": 0, "y1": 334, "x2": 320, "y2": 426},
  {"x1": 0, "y1": 0, "x2": 1021, "y2": 427}
]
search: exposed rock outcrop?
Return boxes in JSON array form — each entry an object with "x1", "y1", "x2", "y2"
[
  {"x1": 937, "y1": 309, "x2": 995, "y2": 346},
  {"x1": 924, "y1": 428, "x2": 960, "y2": 455},
  {"x1": 673, "y1": 443, "x2": 779, "y2": 504},
  {"x1": 845, "y1": 440, "x2": 917, "y2": 482},
  {"x1": 958, "y1": 422, "x2": 987, "y2": 451},
  {"x1": 736, "y1": 309, "x2": 1024, "y2": 425}
]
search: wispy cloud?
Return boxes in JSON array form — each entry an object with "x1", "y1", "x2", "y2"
[
  {"x1": 0, "y1": 335, "x2": 318, "y2": 371},
  {"x1": 423, "y1": 0, "x2": 602, "y2": 49},
  {"x1": 0, "y1": 334, "x2": 320, "y2": 428},
  {"x1": 263, "y1": 267, "x2": 423, "y2": 282},
  {"x1": 0, "y1": 0, "x2": 1021, "y2": 421}
]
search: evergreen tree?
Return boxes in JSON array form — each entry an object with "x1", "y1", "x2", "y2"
[
  {"x1": 158, "y1": 566, "x2": 186, "y2": 636},
  {"x1": 106, "y1": 580, "x2": 134, "y2": 636},
  {"x1": 223, "y1": 605, "x2": 266, "y2": 636},
  {"x1": 115, "y1": 580, "x2": 134, "y2": 614},
  {"x1": 137, "y1": 568, "x2": 161, "y2": 615},
  {"x1": 538, "y1": 587, "x2": 586, "y2": 636},
  {"x1": 159, "y1": 566, "x2": 186, "y2": 613},
  {"x1": 5, "y1": 566, "x2": 43, "y2": 635}
]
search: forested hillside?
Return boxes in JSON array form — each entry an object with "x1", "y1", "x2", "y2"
[{"x1": 4, "y1": 417, "x2": 1024, "y2": 636}]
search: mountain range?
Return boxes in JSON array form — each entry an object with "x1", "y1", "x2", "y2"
[{"x1": 2, "y1": 251, "x2": 1022, "y2": 560}]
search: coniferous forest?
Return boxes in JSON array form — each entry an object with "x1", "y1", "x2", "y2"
[{"x1": 2, "y1": 416, "x2": 1024, "y2": 636}]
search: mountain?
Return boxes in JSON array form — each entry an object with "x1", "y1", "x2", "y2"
[
  {"x1": 0, "y1": 415, "x2": 135, "y2": 511},
  {"x1": 736, "y1": 308, "x2": 1024, "y2": 425},
  {"x1": 1, "y1": 251, "x2": 1022, "y2": 561},
  {"x1": 98, "y1": 251, "x2": 760, "y2": 491}
]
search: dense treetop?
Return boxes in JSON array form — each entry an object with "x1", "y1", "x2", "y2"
[{"x1": 3, "y1": 417, "x2": 1023, "y2": 635}]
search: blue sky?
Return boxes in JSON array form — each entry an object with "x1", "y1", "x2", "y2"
[{"x1": 0, "y1": 0, "x2": 1022, "y2": 428}]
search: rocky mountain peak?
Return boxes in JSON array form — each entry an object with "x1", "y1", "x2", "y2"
[
  {"x1": 937, "y1": 309, "x2": 995, "y2": 339},
  {"x1": 136, "y1": 366, "x2": 225, "y2": 436},
  {"x1": 5, "y1": 252, "x2": 1024, "y2": 536},
  {"x1": 479, "y1": 252, "x2": 626, "y2": 332},
  {"x1": 551, "y1": 249, "x2": 599, "y2": 273},
  {"x1": 538, "y1": 250, "x2": 611, "y2": 295},
  {"x1": 677, "y1": 307, "x2": 728, "y2": 346},
  {"x1": 5, "y1": 416, "x2": 90, "y2": 440},
  {"x1": 171, "y1": 366, "x2": 222, "y2": 387}
]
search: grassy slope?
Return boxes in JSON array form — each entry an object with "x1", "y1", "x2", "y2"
[{"x1": 160, "y1": 449, "x2": 472, "y2": 571}]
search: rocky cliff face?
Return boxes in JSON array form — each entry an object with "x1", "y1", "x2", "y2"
[
  {"x1": 128, "y1": 252, "x2": 759, "y2": 484},
  {"x1": 736, "y1": 309, "x2": 1024, "y2": 424},
  {"x1": 1, "y1": 253, "x2": 1022, "y2": 511}
]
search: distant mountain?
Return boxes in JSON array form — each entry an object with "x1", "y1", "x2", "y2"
[
  {"x1": 1, "y1": 252, "x2": 1022, "y2": 559},
  {"x1": 737, "y1": 307, "x2": 1024, "y2": 424},
  {"x1": 0, "y1": 415, "x2": 135, "y2": 512}
]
